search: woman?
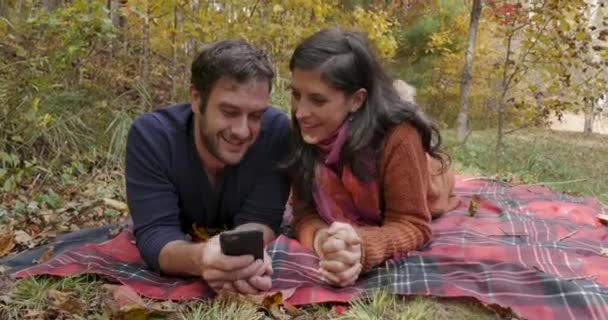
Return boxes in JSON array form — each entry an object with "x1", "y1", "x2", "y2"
[{"x1": 285, "y1": 28, "x2": 459, "y2": 287}]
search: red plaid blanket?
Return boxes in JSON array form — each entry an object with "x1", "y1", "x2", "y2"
[{"x1": 12, "y1": 178, "x2": 608, "y2": 320}]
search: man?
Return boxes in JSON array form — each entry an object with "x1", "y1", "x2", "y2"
[{"x1": 125, "y1": 40, "x2": 290, "y2": 295}]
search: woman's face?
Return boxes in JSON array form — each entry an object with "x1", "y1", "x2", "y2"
[{"x1": 290, "y1": 68, "x2": 366, "y2": 145}]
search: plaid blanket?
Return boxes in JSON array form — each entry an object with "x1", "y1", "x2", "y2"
[{"x1": 10, "y1": 178, "x2": 608, "y2": 320}]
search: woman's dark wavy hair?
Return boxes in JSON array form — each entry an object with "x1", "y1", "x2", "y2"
[{"x1": 286, "y1": 28, "x2": 448, "y2": 208}]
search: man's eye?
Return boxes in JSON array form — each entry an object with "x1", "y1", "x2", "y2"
[
  {"x1": 223, "y1": 110, "x2": 238, "y2": 117},
  {"x1": 291, "y1": 91, "x2": 301, "y2": 100},
  {"x1": 311, "y1": 98, "x2": 326, "y2": 106}
]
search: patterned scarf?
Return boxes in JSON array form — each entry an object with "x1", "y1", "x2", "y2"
[{"x1": 312, "y1": 124, "x2": 382, "y2": 226}]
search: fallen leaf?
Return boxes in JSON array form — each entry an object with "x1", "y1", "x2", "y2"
[
  {"x1": 103, "y1": 284, "x2": 151, "y2": 319},
  {"x1": 0, "y1": 231, "x2": 15, "y2": 258},
  {"x1": 103, "y1": 284, "x2": 146, "y2": 309},
  {"x1": 23, "y1": 310, "x2": 47, "y2": 320},
  {"x1": 103, "y1": 198, "x2": 128, "y2": 211},
  {"x1": 26, "y1": 223, "x2": 42, "y2": 236},
  {"x1": 598, "y1": 214, "x2": 608, "y2": 226},
  {"x1": 468, "y1": 194, "x2": 482, "y2": 217},
  {"x1": 47, "y1": 289, "x2": 84, "y2": 314},
  {"x1": 33, "y1": 246, "x2": 55, "y2": 264},
  {"x1": 190, "y1": 223, "x2": 224, "y2": 242},
  {"x1": 262, "y1": 291, "x2": 283, "y2": 309},
  {"x1": 14, "y1": 230, "x2": 35, "y2": 248},
  {"x1": 282, "y1": 300, "x2": 298, "y2": 314},
  {"x1": 601, "y1": 248, "x2": 608, "y2": 257}
]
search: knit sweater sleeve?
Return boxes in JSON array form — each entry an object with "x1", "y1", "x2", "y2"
[
  {"x1": 354, "y1": 124, "x2": 432, "y2": 271},
  {"x1": 292, "y1": 195, "x2": 329, "y2": 252}
]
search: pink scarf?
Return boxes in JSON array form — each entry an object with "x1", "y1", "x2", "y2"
[{"x1": 312, "y1": 124, "x2": 382, "y2": 226}]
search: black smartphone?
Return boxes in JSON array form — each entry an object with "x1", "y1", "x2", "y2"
[{"x1": 219, "y1": 229, "x2": 264, "y2": 260}]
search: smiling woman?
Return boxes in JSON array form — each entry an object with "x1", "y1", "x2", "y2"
[{"x1": 285, "y1": 28, "x2": 460, "y2": 287}]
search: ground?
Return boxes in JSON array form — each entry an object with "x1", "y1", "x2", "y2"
[{"x1": 0, "y1": 128, "x2": 606, "y2": 319}]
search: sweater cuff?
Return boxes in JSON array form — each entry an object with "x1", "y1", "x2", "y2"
[{"x1": 354, "y1": 227, "x2": 377, "y2": 272}]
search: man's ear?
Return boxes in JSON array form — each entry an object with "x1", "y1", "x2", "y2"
[
  {"x1": 349, "y1": 88, "x2": 368, "y2": 113},
  {"x1": 189, "y1": 85, "x2": 202, "y2": 114}
]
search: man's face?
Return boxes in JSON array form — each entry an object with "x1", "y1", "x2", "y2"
[{"x1": 192, "y1": 77, "x2": 269, "y2": 166}]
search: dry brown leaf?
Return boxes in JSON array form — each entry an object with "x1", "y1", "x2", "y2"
[
  {"x1": 47, "y1": 289, "x2": 84, "y2": 314},
  {"x1": 33, "y1": 246, "x2": 55, "y2": 264},
  {"x1": 103, "y1": 198, "x2": 128, "y2": 211},
  {"x1": 23, "y1": 310, "x2": 47, "y2": 320},
  {"x1": 468, "y1": 194, "x2": 482, "y2": 217},
  {"x1": 598, "y1": 214, "x2": 608, "y2": 226},
  {"x1": 26, "y1": 223, "x2": 42, "y2": 236},
  {"x1": 14, "y1": 230, "x2": 35, "y2": 248},
  {"x1": 601, "y1": 248, "x2": 608, "y2": 257},
  {"x1": 103, "y1": 284, "x2": 146, "y2": 309},
  {"x1": 0, "y1": 231, "x2": 16, "y2": 258}
]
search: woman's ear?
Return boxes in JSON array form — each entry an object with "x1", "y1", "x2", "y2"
[{"x1": 349, "y1": 88, "x2": 368, "y2": 113}]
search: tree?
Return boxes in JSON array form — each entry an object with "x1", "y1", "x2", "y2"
[{"x1": 455, "y1": 0, "x2": 483, "y2": 144}]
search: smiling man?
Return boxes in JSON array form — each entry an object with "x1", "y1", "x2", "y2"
[{"x1": 125, "y1": 40, "x2": 290, "y2": 295}]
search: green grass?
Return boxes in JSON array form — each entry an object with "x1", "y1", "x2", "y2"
[{"x1": 443, "y1": 129, "x2": 608, "y2": 204}]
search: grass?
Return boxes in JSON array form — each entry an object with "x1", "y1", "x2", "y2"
[
  {"x1": 1, "y1": 128, "x2": 606, "y2": 319},
  {"x1": 443, "y1": 128, "x2": 608, "y2": 204}
]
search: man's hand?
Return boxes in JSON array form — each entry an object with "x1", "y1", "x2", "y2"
[
  {"x1": 224, "y1": 249, "x2": 273, "y2": 294},
  {"x1": 199, "y1": 234, "x2": 266, "y2": 292},
  {"x1": 314, "y1": 222, "x2": 363, "y2": 287}
]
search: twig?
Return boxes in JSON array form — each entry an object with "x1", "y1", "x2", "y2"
[
  {"x1": 559, "y1": 229, "x2": 579, "y2": 241},
  {"x1": 526, "y1": 179, "x2": 589, "y2": 186}
]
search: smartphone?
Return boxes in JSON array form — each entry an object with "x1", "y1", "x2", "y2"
[{"x1": 219, "y1": 229, "x2": 264, "y2": 260}]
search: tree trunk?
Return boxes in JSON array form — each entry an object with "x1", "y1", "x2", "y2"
[
  {"x1": 171, "y1": 0, "x2": 178, "y2": 103},
  {"x1": 43, "y1": 0, "x2": 61, "y2": 11},
  {"x1": 584, "y1": 100, "x2": 595, "y2": 134},
  {"x1": 141, "y1": 0, "x2": 150, "y2": 109},
  {"x1": 456, "y1": 0, "x2": 483, "y2": 144},
  {"x1": 497, "y1": 32, "x2": 515, "y2": 158}
]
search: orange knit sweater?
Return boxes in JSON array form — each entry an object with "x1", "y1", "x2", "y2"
[{"x1": 292, "y1": 123, "x2": 458, "y2": 271}]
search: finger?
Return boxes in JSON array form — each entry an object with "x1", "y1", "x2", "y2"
[
  {"x1": 264, "y1": 252, "x2": 274, "y2": 276},
  {"x1": 233, "y1": 279, "x2": 259, "y2": 295},
  {"x1": 335, "y1": 263, "x2": 363, "y2": 284},
  {"x1": 248, "y1": 275, "x2": 272, "y2": 292},
  {"x1": 319, "y1": 260, "x2": 348, "y2": 274},
  {"x1": 328, "y1": 228, "x2": 360, "y2": 246},
  {"x1": 203, "y1": 260, "x2": 264, "y2": 282},
  {"x1": 213, "y1": 254, "x2": 256, "y2": 271},
  {"x1": 207, "y1": 281, "x2": 225, "y2": 292},
  {"x1": 324, "y1": 249, "x2": 360, "y2": 266},
  {"x1": 328, "y1": 222, "x2": 350, "y2": 233},
  {"x1": 320, "y1": 268, "x2": 341, "y2": 285},
  {"x1": 221, "y1": 282, "x2": 236, "y2": 292},
  {"x1": 320, "y1": 238, "x2": 346, "y2": 254}
]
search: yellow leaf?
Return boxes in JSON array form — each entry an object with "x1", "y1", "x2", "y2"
[
  {"x1": 103, "y1": 198, "x2": 128, "y2": 212},
  {"x1": 468, "y1": 194, "x2": 481, "y2": 217},
  {"x1": 262, "y1": 291, "x2": 283, "y2": 309},
  {"x1": 272, "y1": 4, "x2": 284, "y2": 13},
  {"x1": 33, "y1": 245, "x2": 55, "y2": 264},
  {"x1": 0, "y1": 231, "x2": 16, "y2": 258}
]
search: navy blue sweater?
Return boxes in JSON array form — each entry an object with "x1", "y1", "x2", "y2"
[{"x1": 125, "y1": 103, "x2": 290, "y2": 271}]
